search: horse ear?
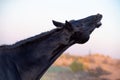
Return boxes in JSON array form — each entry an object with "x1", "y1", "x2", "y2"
[
  {"x1": 52, "y1": 20, "x2": 64, "y2": 27},
  {"x1": 65, "y1": 20, "x2": 73, "y2": 31}
]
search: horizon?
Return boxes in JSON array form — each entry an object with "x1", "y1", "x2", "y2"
[{"x1": 0, "y1": 0, "x2": 120, "y2": 59}]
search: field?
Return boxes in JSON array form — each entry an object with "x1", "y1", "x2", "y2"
[
  {"x1": 41, "y1": 66, "x2": 107, "y2": 80},
  {"x1": 41, "y1": 54, "x2": 120, "y2": 80}
]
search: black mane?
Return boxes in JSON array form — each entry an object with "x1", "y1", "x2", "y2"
[{"x1": 0, "y1": 28, "x2": 61, "y2": 49}]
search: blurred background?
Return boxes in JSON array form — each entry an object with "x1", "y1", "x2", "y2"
[{"x1": 0, "y1": 0, "x2": 120, "y2": 80}]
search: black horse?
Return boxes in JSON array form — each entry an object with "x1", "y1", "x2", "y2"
[{"x1": 0, "y1": 14, "x2": 102, "y2": 80}]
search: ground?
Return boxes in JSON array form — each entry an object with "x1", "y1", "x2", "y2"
[{"x1": 41, "y1": 54, "x2": 120, "y2": 80}]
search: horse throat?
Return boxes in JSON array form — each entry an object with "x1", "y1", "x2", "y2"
[{"x1": 14, "y1": 28, "x2": 74, "y2": 80}]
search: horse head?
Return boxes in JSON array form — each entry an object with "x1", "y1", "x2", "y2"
[{"x1": 52, "y1": 13, "x2": 102, "y2": 44}]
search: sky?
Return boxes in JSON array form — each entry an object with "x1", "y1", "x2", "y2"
[{"x1": 0, "y1": 0, "x2": 120, "y2": 59}]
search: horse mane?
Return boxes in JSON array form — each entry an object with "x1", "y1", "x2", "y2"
[{"x1": 0, "y1": 28, "x2": 61, "y2": 49}]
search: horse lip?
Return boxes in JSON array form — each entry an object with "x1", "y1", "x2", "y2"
[
  {"x1": 96, "y1": 14, "x2": 102, "y2": 28},
  {"x1": 96, "y1": 21, "x2": 102, "y2": 28}
]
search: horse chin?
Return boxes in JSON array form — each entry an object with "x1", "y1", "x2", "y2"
[
  {"x1": 75, "y1": 36, "x2": 90, "y2": 44},
  {"x1": 71, "y1": 32, "x2": 90, "y2": 44},
  {"x1": 71, "y1": 34, "x2": 90, "y2": 44}
]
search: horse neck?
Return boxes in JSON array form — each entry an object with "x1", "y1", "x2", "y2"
[
  {"x1": 16, "y1": 29, "x2": 72, "y2": 58},
  {"x1": 14, "y1": 28, "x2": 74, "y2": 80}
]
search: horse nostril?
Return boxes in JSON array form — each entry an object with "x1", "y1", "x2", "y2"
[{"x1": 97, "y1": 14, "x2": 102, "y2": 19}]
